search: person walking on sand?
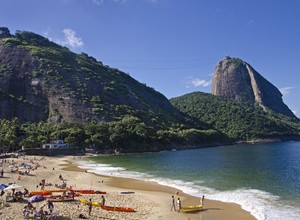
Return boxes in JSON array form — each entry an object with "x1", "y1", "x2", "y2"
[
  {"x1": 101, "y1": 195, "x2": 106, "y2": 206},
  {"x1": 170, "y1": 195, "x2": 176, "y2": 211},
  {"x1": 177, "y1": 197, "x2": 181, "y2": 212},
  {"x1": 88, "y1": 198, "x2": 92, "y2": 216},
  {"x1": 47, "y1": 199, "x2": 54, "y2": 214},
  {"x1": 201, "y1": 195, "x2": 205, "y2": 206}
]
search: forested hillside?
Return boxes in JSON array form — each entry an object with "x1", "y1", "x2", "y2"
[
  {"x1": 0, "y1": 29, "x2": 228, "y2": 153},
  {"x1": 170, "y1": 92, "x2": 300, "y2": 141}
]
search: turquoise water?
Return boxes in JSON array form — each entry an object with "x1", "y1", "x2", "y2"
[{"x1": 78, "y1": 141, "x2": 300, "y2": 220}]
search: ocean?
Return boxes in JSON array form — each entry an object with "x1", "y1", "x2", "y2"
[{"x1": 77, "y1": 141, "x2": 300, "y2": 220}]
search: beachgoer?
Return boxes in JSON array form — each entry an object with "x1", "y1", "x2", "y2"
[
  {"x1": 69, "y1": 191, "x2": 75, "y2": 199},
  {"x1": 23, "y1": 205, "x2": 30, "y2": 217},
  {"x1": 170, "y1": 195, "x2": 176, "y2": 211},
  {"x1": 88, "y1": 198, "x2": 92, "y2": 216},
  {"x1": 23, "y1": 188, "x2": 29, "y2": 196},
  {"x1": 201, "y1": 195, "x2": 205, "y2": 206},
  {"x1": 0, "y1": 189, "x2": 5, "y2": 197},
  {"x1": 39, "y1": 206, "x2": 45, "y2": 219},
  {"x1": 1, "y1": 169, "x2": 3, "y2": 177},
  {"x1": 177, "y1": 197, "x2": 181, "y2": 212},
  {"x1": 33, "y1": 207, "x2": 40, "y2": 218},
  {"x1": 27, "y1": 201, "x2": 34, "y2": 210},
  {"x1": 47, "y1": 200, "x2": 54, "y2": 214},
  {"x1": 101, "y1": 195, "x2": 106, "y2": 206}
]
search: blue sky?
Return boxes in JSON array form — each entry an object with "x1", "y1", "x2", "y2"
[{"x1": 1, "y1": 0, "x2": 300, "y2": 118}]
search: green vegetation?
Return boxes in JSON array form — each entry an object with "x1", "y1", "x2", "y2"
[
  {"x1": 170, "y1": 92, "x2": 300, "y2": 141},
  {"x1": 0, "y1": 117, "x2": 229, "y2": 153},
  {"x1": 2, "y1": 30, "x2": 299, "y2": 154}
]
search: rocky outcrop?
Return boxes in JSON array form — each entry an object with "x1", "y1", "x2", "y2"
[
  {"x1": 0, "y1": 27, "x2": 11, "y2": 38},
  {"x1": 0, "y1": 41, "x2": 49, "y2": 122},
  {"x1": 0, "y1": 28, "x2": 183, "y2": 124},
  {"x1": 212, "y1": 56, "x2": 296, "y2": 118}
]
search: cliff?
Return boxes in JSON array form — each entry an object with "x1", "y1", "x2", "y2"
[
  {"x1": 212, "y1": 57, "x2": 296, "y2": 118},
  {"x1": 0, "y1": 28, "x2": 183, "y2": 124}
]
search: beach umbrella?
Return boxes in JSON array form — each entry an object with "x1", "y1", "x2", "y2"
[
  {"x1": 3, "y1": 183, "x2": 23, "y2": 191},
  {"x1": 0, "y1": 184, "x2": 8, "y2": 189},
  {"x1": 28, "y1": 194, "x2": 45, "y2": 203}
]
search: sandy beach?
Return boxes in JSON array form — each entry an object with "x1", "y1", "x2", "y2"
[{"x1": 0, "y1": 155, "x2": 256, "y2": 220}]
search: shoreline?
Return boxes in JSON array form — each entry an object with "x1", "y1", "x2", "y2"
[
  {"x1": 72, "y1": 156, "x2": 256, "y2": 220},
  {"x1": 0, "y1": 155, "x2": 256, "y2": 220}
]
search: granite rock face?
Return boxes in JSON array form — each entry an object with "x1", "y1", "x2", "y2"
[
  {"x1": 212, "y1": 56, "x2": 296, "y2": 118},
  {"x1": 0, "y1": 40, "x2": 49, "y2": 122},
  {"x1": 0, "y1": 28, "x2": 182, "y2": 124}
]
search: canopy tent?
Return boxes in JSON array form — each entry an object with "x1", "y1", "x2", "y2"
[
  {"x1": 0, "y1": 184, "x2": 8, "y2": 189},
  {"x1": 3, "y1": 183, "x2": 23, "y2": 191}
]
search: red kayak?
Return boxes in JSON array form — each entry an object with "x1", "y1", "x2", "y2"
[{"x1": 29, "y1": 191, "x2": 52, "y2": 196}]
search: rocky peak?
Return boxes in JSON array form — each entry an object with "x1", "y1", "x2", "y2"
[
  {"x1": 212, "y1": 56, "x2": 297, "y2": 118},
  {"x1": 0, "y1": 27, "x2": 11, "y2": 38}
]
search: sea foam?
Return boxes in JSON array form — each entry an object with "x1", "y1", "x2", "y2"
[{"x1": 77, "y1": 160, "x2": 300, "y2": 220}]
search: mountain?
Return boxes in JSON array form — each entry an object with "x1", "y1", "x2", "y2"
[
  {"x1": 0, "y1": 28, "x2": 227, "y2": 152},
  {"x1": 0, "y1": 28, "x2": 180, "y2": 124},
  {"x1": 171, "y1": 57, "x2": 300, "y2": 141},
  {"x1": 211, "y1": 56, "x2": 297, "y2": 118}
]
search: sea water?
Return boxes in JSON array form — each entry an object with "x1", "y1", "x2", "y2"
[{"x1": 77, "y1": 141, "x2": 300, "y2": 220}]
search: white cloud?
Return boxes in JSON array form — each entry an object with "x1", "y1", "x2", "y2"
[
  {"x1": 58, "y1": 28, "x2": 84, "y2": 49},
  {"x1": 185, "y1": 76, "x2": 211, "y2": 88},
  {"x1": 280, "y1": 86, "x2": 294, "y2": 96}
]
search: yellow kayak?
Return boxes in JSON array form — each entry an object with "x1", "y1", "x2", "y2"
[
  {"x1": 80, "y1": 199, "x2": 101, "y2": 207},
  {"x1": 181, "y1": 205, "x2": 203, "y2": 212}
]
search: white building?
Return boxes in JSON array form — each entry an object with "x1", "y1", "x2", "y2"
[{"x1": 42, "y1": 140, "x2": 70, "y2": 149}]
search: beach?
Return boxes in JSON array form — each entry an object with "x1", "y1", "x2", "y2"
[{"x1": 0, "y1": 155, "x2": 255, "y2": 220}]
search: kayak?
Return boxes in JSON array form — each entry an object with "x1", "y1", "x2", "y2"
[
  {"x1": 29, "y1": 189, "x2": 68, "y2": 196},
  {"x1": 180, "y1": 205, "x2": 203, "y2": 212},
  {"x1": 43, "y1": 189, "x2": 68, "y2": 193},
  {"x1": 120, "y1": 191, "x2": 135, "y2": 194},
  {"x1": 71, "y1": 189, "x2": 106, "y2": 194},
  {"x1": 80, "y1": 199, "x2": 101, "y2": 207},
  {"x1": 29, "y1": 191, "x2": 52, "y2": 196},
  {"x1": 100, "y1": 205, "x2": 136, "y2": 212}
]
